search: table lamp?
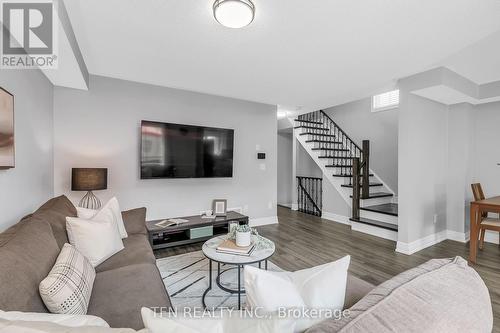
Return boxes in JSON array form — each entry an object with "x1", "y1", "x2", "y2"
[{"x1": 71, "y1": 168, "x2": 108, "y2": 209}]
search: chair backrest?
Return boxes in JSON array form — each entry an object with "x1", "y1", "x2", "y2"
[
  {"x1": 471, "y1": 183, "x2": 485, "y2": 201},
  {"x1": 471, "y1": 183, "x2": 488, "y2": 219}
]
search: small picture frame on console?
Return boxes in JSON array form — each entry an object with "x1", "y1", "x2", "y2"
[{"x1": 213, "y1": 199, "x2": 227, "y2": 217}]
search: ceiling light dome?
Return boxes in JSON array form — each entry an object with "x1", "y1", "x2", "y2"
[{"x1": 213, "y1": 0, "x2": 255, "y2": 29}]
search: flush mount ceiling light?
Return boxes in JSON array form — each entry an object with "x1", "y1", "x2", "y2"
[{"x1": 213, "y1": 0, "x2": 255, "y2": 29}]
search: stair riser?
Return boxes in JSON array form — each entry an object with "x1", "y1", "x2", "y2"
[
  {"x1": 360, "y1": 210, "x2": 398, "y2": 225},
  {"x1": 351, "y1": 221, "x2": 398, "y2": 241},
  {"x1": 360, "y1": 196, "x2": 393, "y2": 207}
]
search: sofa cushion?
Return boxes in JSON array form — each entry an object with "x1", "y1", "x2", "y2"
[
  {"x1": 88, "y1": 263, "x2": 171, "y2": 330},
  {"x1": 0, "y1": 318, "x2": 141, "y2": 333},
  {"x1": 34, "y1": 195, "x2": 78, "y2": 248},
  {"x1": 122, "y1": 208, "x2": 147, "y2": 236},
  {"x1": 0, "y1": 216, "x2": 60, "y2": 312},
  {"x1": 306, "y1": 257, "x2": 493, "y2": 333},
  {"x1": 96, "y1": 234, "x2": 156, "y2": 273}
]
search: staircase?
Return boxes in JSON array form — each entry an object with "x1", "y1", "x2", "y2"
[{"x1": 294, "y1": 110, "x2": 398, "y2": 240}]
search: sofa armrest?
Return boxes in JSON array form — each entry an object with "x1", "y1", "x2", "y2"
[
  {"x1": 121, "y1": 208, "x2": 147, "y2": 236},
  {"x1": 344, "y1": 274, "x2": 375, "y2": 309}
]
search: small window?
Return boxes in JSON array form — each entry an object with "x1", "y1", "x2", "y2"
[{"x1": 372, "y1": 90, "x2": 399, "y2": 112}]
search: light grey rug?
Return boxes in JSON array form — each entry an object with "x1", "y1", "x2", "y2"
[{"x1": 156, "y1": 250, "x2": 282, "y2": 309}]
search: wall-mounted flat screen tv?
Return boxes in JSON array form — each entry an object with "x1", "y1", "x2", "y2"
[{"x1": 141, "y1": 120, "x2": 234, "y2": 179}]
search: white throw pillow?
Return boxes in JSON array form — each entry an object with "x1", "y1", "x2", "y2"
[
  {"x1": 140, "y1": 307, "x2": 296, "y2": 333},
  {"x1": 66, "y1": 214, "x2": 124, "y2": 267},
  {"x1": 0, "y1": 310, "x2": 109, "y2": 328},
  {"x1": 39, "y1": 244, "x2": 96, "y2": 315},
  {"x1": 244, "y1": 256, "x2": 350, "y2": 332},
  {"x1": 76, "y1": 197, "x2": 128, "y2": 239}
]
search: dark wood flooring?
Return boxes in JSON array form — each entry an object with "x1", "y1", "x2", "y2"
[{"x1": 155, "y1": 206, "x2": 500, "y2": 332}]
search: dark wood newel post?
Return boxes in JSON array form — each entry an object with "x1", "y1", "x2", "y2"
[
  {"x1": 352, "y1": 157, "x2": 361, "y2": 220},
  {"x1": 362, "y1": 140, "x2": 370, "y2": 199}
]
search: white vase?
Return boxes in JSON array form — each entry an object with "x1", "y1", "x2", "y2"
[{"x1": 236, "y1": 230, "x2": 251, "y2": 247}]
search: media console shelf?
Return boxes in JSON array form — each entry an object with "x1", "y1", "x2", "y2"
[{"x1": 146, "y1": 211, "x2": 249, "y2": 250}]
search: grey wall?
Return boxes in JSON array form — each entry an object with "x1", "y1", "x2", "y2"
[
  {"x1": 277, "y1": 132, "x2": 293, "y2": 206},
  {"x1": 474, "y1": 101, "x2": 500, "y2": 197},
  {"x1": 0, "y1": 70, "x2": 54, "y2": 231},
  {"x1": 53, "y1": 75, "x2": 277, "y2": 222},
  {"x1": 398, "y1": 90, "x2": 448, "y2": 244},
  {"x1": 324, "y1": 98, "x2": 399, "y2": 194},
  {"x1": 296, "y1": 142, "x2": 322, "y2": 178}
]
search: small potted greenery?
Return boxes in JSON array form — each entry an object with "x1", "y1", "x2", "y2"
[{"x1": 235, "y1": 224, "x2": 252, "y2": 247}]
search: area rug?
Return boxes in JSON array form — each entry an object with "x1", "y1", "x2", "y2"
[{"x1": 156, "y1": 250, "x2": 282, "y2": 310}]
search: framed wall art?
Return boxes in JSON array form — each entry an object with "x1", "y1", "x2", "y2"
[{"x1": 0, "y1": 87, "x2": 14, "y2": 169}]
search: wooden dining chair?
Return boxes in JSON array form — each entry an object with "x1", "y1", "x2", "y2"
[{"x1": 471, "y1": 183, "x2": 500, "y2": 249}]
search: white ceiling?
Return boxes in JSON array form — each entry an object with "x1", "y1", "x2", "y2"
[
  {"x1": 63, "y1": 0, "x2": 500, "y2": 110},
  {"x1": 439, "y1": 30, "x2": 500, "y2": 85}
]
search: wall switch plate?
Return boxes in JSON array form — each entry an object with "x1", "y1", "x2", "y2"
[{"x1": 259, "y1": 163, "x2": 266, "y2": 171}]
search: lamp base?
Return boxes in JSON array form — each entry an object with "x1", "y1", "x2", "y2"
[{"x1": 78, "y1": 191, "x2": 102, "y2": 209}]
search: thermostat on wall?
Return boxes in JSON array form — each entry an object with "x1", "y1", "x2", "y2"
[{"x1": 257, "y1": 152, "x2": 266, "y2": 160}]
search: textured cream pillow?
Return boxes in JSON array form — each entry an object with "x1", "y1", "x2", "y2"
[
  {"x1": 140, "y1": 307, "x2": 296, "y2": 333},
  {"x1": 0, "y1": 310, "x2": 108, "y2": 327},
  {"x1": 66, "y1": 212, "x2": 124, "y2": 267},
  {"x1": 76, "y1": 197, "x2": 128, "y2": 239},
  {"x1": 39, "y1": 244, "x2": 96, "y2": 315}
]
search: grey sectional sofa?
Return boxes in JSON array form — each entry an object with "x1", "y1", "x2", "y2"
[
  {"x1": 1, "y1": 196, "x2": 492, "y2": 332},
  {"x1": 0, "y1": 195, "x2": 171, "y2": 330}
]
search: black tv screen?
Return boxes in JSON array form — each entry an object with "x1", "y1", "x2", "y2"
[{"x1": 141, "y1": 121, "x2": 234, "y2": 179}]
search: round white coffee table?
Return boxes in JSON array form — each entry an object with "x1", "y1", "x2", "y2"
[{"x1": 201, "y1": 235, "x2": 275, "y2": 310}]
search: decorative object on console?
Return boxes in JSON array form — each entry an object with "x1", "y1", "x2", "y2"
[
  {"x1": 39, "y1": 244, "x2": 96, "y2": 315},
  {"x1": 71, "y1": 168, "x2": 108, "y2": 209},
  {"x1": 0, "y1": 87, "x2": 14, "y2": 169},
  {"x1": 212, "y1": 199, "x2": 227, "y2": 216},
  {"x1": 235, "y1": 224, "x2": 252, "y2": 247}
]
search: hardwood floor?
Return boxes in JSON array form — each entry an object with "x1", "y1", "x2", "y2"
[{"x1": 155, "y1": 206, "x2": 500, "y2": 332}]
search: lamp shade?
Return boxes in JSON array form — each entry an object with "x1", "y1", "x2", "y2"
[{"x1": 71, "y1": 168, "x2": 108, "y2": 191}]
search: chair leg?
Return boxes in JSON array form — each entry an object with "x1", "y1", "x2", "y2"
[{"x1": 479, "y1": 229, "x2": 485, "y2": 250}]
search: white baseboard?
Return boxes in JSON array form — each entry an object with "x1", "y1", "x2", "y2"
[
  {"x1": 249, "y1": 216, "x2": 278, "y2": 227},
  {"x1": 396, "y1": 230, "x2": 448, "y2": 255},
  {"x1": 291, "y1": 204, "x2": 298, "y2": 211},
  {"x1": 446, "y1": 230, "x2": 470, "y2": 243},
  {"x1": 322, "y1": 212, "x2": 351, "y2": 225},
  {"x1": 277, "y1": 203, "x2": 292, "y2": 209}
]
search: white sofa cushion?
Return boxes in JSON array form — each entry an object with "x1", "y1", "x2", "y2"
[
  {"x1": 244, "y1": 256, "x2": 350, "y2": 312},
  {"x1": 76, "y1": 197, "x2": 128, "y2": 239},
  {"x1": 140, "y1": 307, "x2": 296, "y2": 333},
  {"x1": 0, "y1": 310, "x2": 108, "y2": 327},
  {"x1": 66, "y1": 213, "x2": 124, "y2": 267},
  {"x1": 244, "y1": 256, "x2": 350, "y2": 332},
  {"x1": 39, "y1": 244, "x2": 96, "y2": 315}
]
